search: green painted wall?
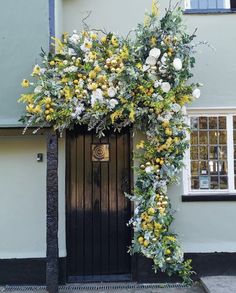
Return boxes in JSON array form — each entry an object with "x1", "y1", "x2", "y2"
[
  {"x1": 0, "y1": 135, "x2": 66, "y2": 258},
  {"x1": 0, "y1": 0, "x2": 49, "y2": 126}
]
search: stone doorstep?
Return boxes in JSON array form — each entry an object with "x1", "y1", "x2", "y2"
[
  {"x1": 201, "y1": 276, "x2": 236, "y2": 293},
  {"x1": 0, "y1": 283, "x2": 205, "y2": 293}
]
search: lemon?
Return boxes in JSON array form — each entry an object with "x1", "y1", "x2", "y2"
[
  {"x1": 148, "y1": 207, "x2": 155, "y2": 216},
  {"x1": 165, "y1": 249, "x2": 171, "y2": 255},
  {"x1": 138, "y1": 236, "x2": 144, "y2": 244},
  {"x1": 143, "y1": 240, "x2": 149, "y2": 247}
]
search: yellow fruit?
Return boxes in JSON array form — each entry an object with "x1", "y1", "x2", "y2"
[
  {"x1": 147, "y1": 223, "x2": 153, "y2": 230},
  {"x1": 73, "y1": 79, "x2": 79, "y2": 84},
  {"x1": 49, "y1": 108, "x2": 54, "y2": 113},
  {"x1": 138, "y1": 236, "x2": 144, "y2": 244},
  {"x1": 154, "y1": 222, "x2": 162, "y2": 230},
  {"x1": 46, "y1": 115, "x2": 51, "y2": 121},
  {"x1": 165, "y1": 128, "x2": 172, "y2": 136},
  {"x1": 46, "y1": 104, "x2": 51, "y2": 109},
  {"x1": 143, "y1": 240, "x2": 149, "y2": 247},
  {"x1": 89, "y1": 71, "x2": 97, "y2": 79},
  {"x1": 90, "y1": 83, "x2": 98, "y2": 90},
  {"x1": 49, "y1": 60, "x2": 55, "y2": 66},
  {"x1": 148, "y1": 207, "x2": 155, "y2": 216},
  {"x1": 101, "y1": 36, "x2": 107, "y2": 43},
  {"x1": 165, "y1": 249, "x2": 171, "y2": 255},
  {"x1": 94, "y1": 66, "x2": 101, "y2": 73},
  {"x1": 142, "y1": 223, "x2": 148, "y2": 230},
  {"x1": 159, "y1": 160, "x2": 164, "y2": 165},
  {"x1": 45, "y1": 97, "x2": 52, "y2": 104},
  {"x1": 45, "y1": 110, "x2": 50, "y2": 115},
  {"x1": 90, "y1": 33, "x2": 97, "y2": 40}
]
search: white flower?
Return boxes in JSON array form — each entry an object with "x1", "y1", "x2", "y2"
[
  {"x1": 71, "y1": 103, "x2": 85, "y2": 119},
  {"x1": 161, "y1": 53, "x2": 167, "y2": 65},
  {"x1": 107, "y1": 87, "x2": 117, "y2": 98},
  {"x1": 161, "y1": 82, "x2": 171, "y2": 93},
  {"x1": 40, "y1": 68, "x2": 46, "y2": 74},
  {"x1": 171, "y1": 103, "x2": 181, "y2": 113},
  {"x1": 145, "y1": 166, "x2": 154, "y2": 173},
  {"x1": 91, "y1": 89, "x2": 104, "y2": 107},
  {"x1": 63, "y1": 60, "x2": 68, "y2": 65},
  {"x1": 34, "y1": 85, "x2": 43, "y2": 94},
  {"x1": 80, "y1": 38, "x2": 92, "y2": 52},
  {"x1": 64, "y1": 66, "x2": 77, "y2": 73},
  {"x1": 109, "y1": 99, "x2": 118, "y2": 109},
  {"x1": 173, "y1": 58, "x2": 182, "y2": 71},
  {"x1": 69, "y1": 33, "x2": 80, "y2": 45},
  {"x1": 142, "y1": 64, "x2": 150, "y2": 72},
  {"x1": 192, "y1": 88, "x2": 201, "y2": 99},
  {"x1": 154, "y1": 80, "x2": 161, "y2": 88},
  {"x1": 149, "y1": 48, "x2": 161, "y2": 59},
  {"x1": 159, "y1": 66, "x2": 167, "y2": 74},
  {"x1": 145, "y1": 56, "x2": 157, "y2": 66},
  {"x1": 68, "y1": 48, "x2": 76, "y2": 56}
]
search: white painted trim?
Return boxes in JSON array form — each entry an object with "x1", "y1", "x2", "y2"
[
  {"x1": 187, "y1": 107, "x2": 236, "y2": 115},
  {"x1": 227, "y1": 115, "x2": 234, "y2": 192}
]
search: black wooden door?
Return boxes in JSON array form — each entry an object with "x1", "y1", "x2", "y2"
[{"x1": 66, "y1": 129, "x2": 132, "y2": 282}]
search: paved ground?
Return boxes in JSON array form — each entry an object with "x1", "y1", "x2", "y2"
[
  {"x1": 201, "y1": 276, "x2": 236, "y2": 293},
  {"x1": 0, "y1": 283, "x2": 205, "y2": 293}
]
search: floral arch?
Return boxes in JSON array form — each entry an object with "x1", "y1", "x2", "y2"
[{"x1": 19, "y1": 5, "x2": 201, "y2": 284}]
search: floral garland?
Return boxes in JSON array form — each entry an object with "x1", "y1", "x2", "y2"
[{"x1": 19, "y1": 5, "x2": 201, "y2": 284}]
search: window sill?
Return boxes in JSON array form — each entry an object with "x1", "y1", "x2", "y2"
[
  {"x1": 182, "y1": 194, "x2": 236, "y2": 202},
  {"x1": 184, "y1": 9, "x2": 236, "y2": 15}
]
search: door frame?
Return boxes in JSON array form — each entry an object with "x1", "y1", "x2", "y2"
[{"x1": 65, "y1": 127, "x2": 136, "y2": 282}]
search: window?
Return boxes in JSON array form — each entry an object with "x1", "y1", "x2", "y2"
[
  {"x1": 185, "y1": 0, "x2": 236, "y2": 11},
  {"x1": 186, "y1": 114, "x2": 236, "y2": 194}
]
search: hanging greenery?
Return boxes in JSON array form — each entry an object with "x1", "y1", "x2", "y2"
[{"x1": 19, "y1": 3, "x2": 201, "y2": 284}]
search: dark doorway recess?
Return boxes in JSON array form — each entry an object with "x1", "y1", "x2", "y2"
[{"x1": 66, "y1": 128, "x2": 132, "y2": 282}]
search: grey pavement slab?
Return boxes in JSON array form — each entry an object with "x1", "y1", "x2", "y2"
[
  {"x1": 0, "y1": 283, "x2": 206, "y2": 293},
  {"x1": 201, "y1": 276, "x2": 236, "y2": 293}
]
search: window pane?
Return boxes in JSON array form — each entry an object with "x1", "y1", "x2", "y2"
[
  {"x1": 191, "y1": 176, "x2": 199, "y2": 189},
  {"x1": 189, "y1": 0, "x2": 230, "y2": 9},
  {"x1": 220, "y1": 176, "x2": 228, "y2": 189},
  {"x1": 200, "y1": 161, "x2": 208, "y2": 174},
  {"x1": 199, "y1": 131, "x2": 208, "y2": 144},
  {"x1": 209, "y1": 146, "x2": 218, "y2": 159},
  {"x1": 234, "y1": 130, "x2": 236, "y2": 145},
  {"x1": 199, "y1": 146, "x2": 208, "y2": 160},
  {"x1": 191, "y1": 146, "x2": 198, "y2": 160},
  {"x1": 209, "y1": 0, "x2": 217, "y2": 8},
  {"x1": 233, "y1": 116, "x2": 236, "y2": 129},
  {"x1": 199, "y1": 117, "x2": 208, "y2": 129},
  {"x1": 209, "y1": 160, "x2": 218, "y2": 174},
  {"x1": 209, "y1": 117, "x2": 218, "y2": 129},
  {"x1": 219, "y1": 146, "x2": 227, "y2": 159},
  {"x1": 191, "y1": 131, "x2": 198, "y2": 144},
  {"x1": 219, "y1": 131, "x2": 227, "y2": 144},
  {"x1": 199, "y1": 0, "x2": 208, "y2": 9},
  {"x1": 219, "y1": 161, "x2": 227, "y2": 175},
  {"x1": 219, "y1": 117, "x2": 226, "y2": 129},
  {"x1": 209, "y1": 131, "x2": 218, "y2": 144},
  {"x1": 191, "y1": 161, "x2": 199, "y2": 175},
  {"x1": 210, "y1": 176, "x2": 219, "y2": 189}
]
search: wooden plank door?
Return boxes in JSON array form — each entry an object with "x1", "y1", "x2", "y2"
[{"x1": 66, "y1": 129, "x2": 132, "y2": 282}]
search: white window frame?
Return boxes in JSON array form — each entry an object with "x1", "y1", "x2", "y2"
[
  {"x1": 185, "y1": 0, "x2": 231, "y2": 10},
  {"x1": 183, "y1": 107, "x2": 236, "y2": 195}
]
